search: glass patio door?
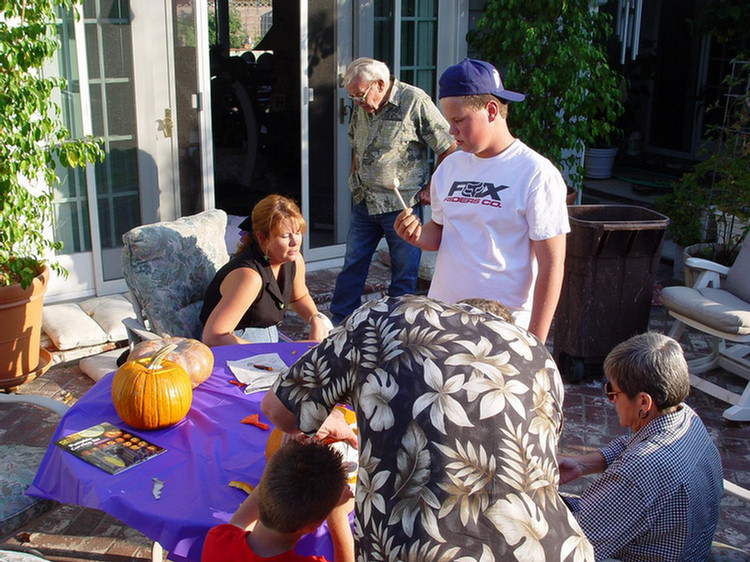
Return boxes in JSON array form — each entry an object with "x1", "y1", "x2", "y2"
[
  {"x1": 51, "y1": 0, "x2": 210, "y2": 298},
  {"x1": 89, "y1": 0, "x2": 179, "y2": 288}
]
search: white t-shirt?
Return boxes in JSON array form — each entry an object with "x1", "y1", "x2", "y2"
[{"x1": 428, "y1": 140, "x2": 570, "y2": 320}]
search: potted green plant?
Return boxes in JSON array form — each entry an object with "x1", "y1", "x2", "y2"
[
  {"x1": 467, "y1": 0, "x2": 624, "y2": 193},
  {"x1": 0, "y1": 0, "x2": 102, "y2": 387},
  {"x1": 657, "y1": 59, "x2": 750, "y2": 281}
]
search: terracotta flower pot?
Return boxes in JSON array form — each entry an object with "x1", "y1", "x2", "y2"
[{"x1": 0, "y1": 264, "x2": 50, "y2": 389}]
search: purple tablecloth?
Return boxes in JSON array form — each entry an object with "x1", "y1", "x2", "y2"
[{"x1": 29, "y1": 342, "x2": 333, "y2": 562}]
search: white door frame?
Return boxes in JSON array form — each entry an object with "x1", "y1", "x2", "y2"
[{"x1": 195, "y1": 0, "x2": 216, "y2": 212}]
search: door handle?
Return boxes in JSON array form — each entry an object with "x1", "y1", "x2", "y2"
[
  {"x1": 339, "y1": 98, "x2": 352, "y2": 124},
  {"x1": 158, "y1": 108, "x2": 174, "y2": 138}
]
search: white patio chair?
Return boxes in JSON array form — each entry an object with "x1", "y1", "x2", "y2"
[{"x1": 660, "y1": 235, "x2": 750, "y2": 421}]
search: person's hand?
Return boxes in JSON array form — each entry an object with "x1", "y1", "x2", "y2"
[
  {"x1": 417, "y1": 185, "x2": 431, "y2": 205},
  {"x1": 394, "y1": 208, "x2": 422, "y2": 244},
  {"x1": 558, "y1": 456, "x2": 583, "y2": 484},
  {"x1": 314, "y1": 408, "x2": 358, "y2": 449},
  {"x1": 308, "y1": 314, "x2": 332, "y2": 342}
]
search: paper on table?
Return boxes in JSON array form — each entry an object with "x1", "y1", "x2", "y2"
[{"x1": 227, "y1": 353, "x2": 288, "y2": 394}]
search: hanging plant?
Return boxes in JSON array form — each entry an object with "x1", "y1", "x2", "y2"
[{"x1": 0, "y1": 0, "x2": 103, "y2": 289}]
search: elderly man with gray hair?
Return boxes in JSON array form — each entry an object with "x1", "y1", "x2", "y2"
[
  {"x1": 559, "y1": 332, "x2": 723, "y2": 562},
  {"x1": 329, "y1": 58, "x2": 456, "y2": 325}
]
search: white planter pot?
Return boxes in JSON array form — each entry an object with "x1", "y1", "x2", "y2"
[{"x1": 584, "y1": 146, "x2": 618, "y2": 179}]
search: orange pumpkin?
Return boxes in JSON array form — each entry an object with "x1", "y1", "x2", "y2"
[
  {"x1": 127, "y1": 337, "x2": 213, "y2": 388},
  {"x1": 112, "y1": 344, "x2": 193, "y2": 430}
]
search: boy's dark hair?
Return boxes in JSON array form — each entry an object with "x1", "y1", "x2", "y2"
[
  {"x1": 257, "y1": 439, "x2": 347, "y2": 533},
  {"x1": 459, "y1": 298, "x2": 513, "y2": 323}
]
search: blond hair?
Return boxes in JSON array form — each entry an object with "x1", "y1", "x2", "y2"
[{"x1": 460, "y1": 94, "x2": 509, "y2": 118}]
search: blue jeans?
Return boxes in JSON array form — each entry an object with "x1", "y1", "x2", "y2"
[
  {"x1": 233, "y1": 325, "x2": 278, "y2": 343},
  {"x1": 330, "y1": 201, "x2": 422, "y2": 324}
]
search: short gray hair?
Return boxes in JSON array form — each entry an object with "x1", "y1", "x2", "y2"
[
  {"x1": 603, "y1": 332, "x2": 690, "y2": 410},
  {"x1": 345, "y1": 57, "x2": 390, "y2": 88}
]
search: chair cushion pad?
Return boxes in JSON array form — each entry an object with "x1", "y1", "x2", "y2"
[
  {"x1": 42, "y1": 304, "x2": 108, "y2": 350},
  {"x1": 660, "y1": 286, "x2": 750, "y2": 336},
  {"x1": 726, "y1": 235, "x2": 750, "y2": 304}
]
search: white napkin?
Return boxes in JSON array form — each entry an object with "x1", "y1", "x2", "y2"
[{"x1": 226, "y1": 353, "x2": 288, "y2": 394}]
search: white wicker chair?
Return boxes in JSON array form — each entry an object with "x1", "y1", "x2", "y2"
[{"x1": 660, "y1": 235, "x2": 750, "y2": 421}]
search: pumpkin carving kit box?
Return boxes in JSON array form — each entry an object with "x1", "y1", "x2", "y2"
[{"x1": 55, "y1": 422, "x2": 166, "y2": 475}]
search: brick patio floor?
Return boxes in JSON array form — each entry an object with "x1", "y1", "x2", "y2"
[{"x1": 2, "y1": 260, "x2": 749, "y2": 561}]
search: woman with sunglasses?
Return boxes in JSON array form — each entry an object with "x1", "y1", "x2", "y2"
[{"x1": 558, "y1": 332, "x2": 722, "y2": 562}]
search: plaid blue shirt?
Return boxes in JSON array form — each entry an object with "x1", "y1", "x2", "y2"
[{"x1": 567, "y1": 404, "x2": 723, "y2": 561}]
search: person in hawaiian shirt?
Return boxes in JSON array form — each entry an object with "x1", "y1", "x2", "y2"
[
  {"x1": 262, "y1": 295, "x2": 593, "y2": 562},
  {"x1": 329, "y1": 58, "x2": 456, "y2": 325}
]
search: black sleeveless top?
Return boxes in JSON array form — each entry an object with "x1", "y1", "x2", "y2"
[{"x1": 199, "y1": 242, "x2": 296, "y2": 329}]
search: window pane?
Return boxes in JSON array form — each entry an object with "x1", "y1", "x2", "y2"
[
  {"x1": 108, "y1": 140, "x2": 139, "y2": 194},
  {"x1": 53, "y1": 6, "x2": 93, "y2": 254},
  {"x1": 374, "y1": 20, "x2": 392, "y2": 67},
  {"x1": 417, "y1": 0, "x2": 436, "y2": 17},
  {"x1": 374, "y1": 0, "x2": 392, "y2": 18},
  {"x1": 99, "y1": 0, "x2": 129, "y2": 21},
  {"x1": 54, "y1": 200, "x2": 91, "y2": 254},
  {"x1": 416, "y1": 69, "x2": 435, "y2": 96},
  {"x1": 416, "y1": 21, "x2": 434, "y2": 66},
  {"x1": 400, "y1": 21, "x2": 414, "y2": 67},
  {"x1": 97, "y1": 195, "x2": 139, "y2": 249},
  {"x1": 89, "y1": 84, "x2": 104, "y2": 136},
  {"x1": 101, "y1": 25, "x2": 132, "y2": 77},
  {"x1": 85, "y1": 24, "x2": 100, "y2": 79},
  {"x1": 106, "y1": 82, "x2": 137, "y2": 137}
]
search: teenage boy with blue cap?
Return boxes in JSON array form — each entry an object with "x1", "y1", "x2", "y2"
[{"x1": 394, "y1": 58, "x2": 570, "y2": 343}]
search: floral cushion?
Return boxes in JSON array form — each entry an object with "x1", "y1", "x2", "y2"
[
  {"x1": 121, "y1": 210, "x2": 230, "y2": 340},
  {"x1": 0, "y1": 445, "x2": 55, "y2": 540}
]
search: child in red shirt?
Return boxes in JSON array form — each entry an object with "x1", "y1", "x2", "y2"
[{"x1": 201, "y1": 439, "x2": 354, "y2": 562}]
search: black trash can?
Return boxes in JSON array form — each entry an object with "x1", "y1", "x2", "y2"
[{"x1": 554, "y1": 205, "x2": 669, "y2": 382}]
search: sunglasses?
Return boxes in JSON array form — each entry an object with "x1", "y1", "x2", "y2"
[
  {"x1": 604, "y1": 380, "x2": 625, "y2": 402},
  {"x1": 348, "y1": 83, "x2": 373, "y2": 103}
]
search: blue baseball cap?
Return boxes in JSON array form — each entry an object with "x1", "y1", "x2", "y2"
[{"x1": 439, "y1": 58, "x2": 525, "y2": 102}]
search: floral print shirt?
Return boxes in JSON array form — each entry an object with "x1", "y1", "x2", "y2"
[
  {"x1": 273, "y1": 295, "x2": 593, "y2": 562},
  {"x1": 348, "y1": 79, "x2": 454, "y2": 215}
]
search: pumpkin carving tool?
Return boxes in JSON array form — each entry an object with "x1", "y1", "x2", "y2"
[{"x1": 392, "y1": 178, "x2": 409, "y2": 211}]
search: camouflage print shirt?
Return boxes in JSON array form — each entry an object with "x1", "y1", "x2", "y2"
[{"x1": 348, "y1": 79, "x2": 454, "y2": 215}]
